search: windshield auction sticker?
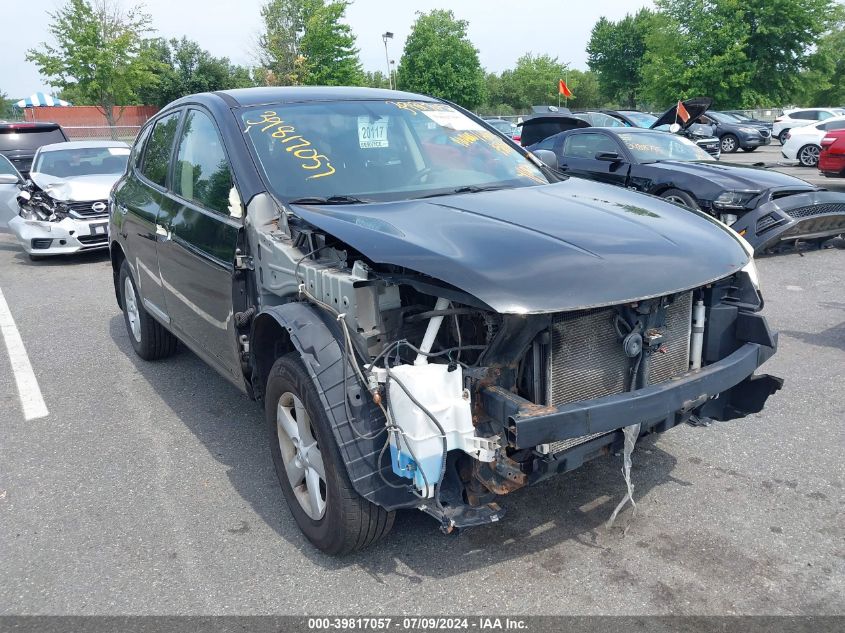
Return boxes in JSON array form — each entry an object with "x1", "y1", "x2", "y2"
[
  {"x1": 387, "y1": 101, "x2": 483, "y2": 131},
  {"x1": 358, "y1": 116, "x2": 389, "y2": 149}
]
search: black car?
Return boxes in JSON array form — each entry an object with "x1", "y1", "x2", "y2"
[
  {"x1": 525, "y1": 126, "x2": 845, "y2": 252},
  {"x1": 0, "y1": 121, "x2": 69, "y2": 177},
  {"x1": 111, "y1": 87, "x2": 781, "y2": 553},
  {"x1": 603, "y1": 101, "x2": 722, "y2": 159},
  {"x1": 698, "y1": 111, "x2": 772, "y2": 154}
]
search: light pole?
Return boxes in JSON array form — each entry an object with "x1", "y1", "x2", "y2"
[
  {"x1": 390, "y1": 60, "x2": 396, "y2": 90},
  {"x1": 382, "y1": 32, "x2": 394, "y2": 89}
]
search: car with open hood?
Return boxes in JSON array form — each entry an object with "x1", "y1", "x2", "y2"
[
  {"x1": 9, "y1": 140, "x2": 130, "y2": 259},
  {"x1": 110, "y1": 87, "x2": 781, "y2": 554},
  {"x1": 523, "y1": 126, "x2": 845, "y2": 253}
]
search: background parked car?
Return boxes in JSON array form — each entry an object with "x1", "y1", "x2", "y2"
[
  {"x1": 772, "y1": 107, "x2": 845, "y2": 145},
  {"x1": 723, "y1": 111, "x2": 774, "y2": 130},
  {"x1": 524, "y1": 126, "x2": 845, "y2": 252},
  {"x1": 9, "y1": 140, "x2": 130, "y2": 259},
  {"x1": 0, "y1": 154, "x2": 25, "y2": 227},
  {"x1": 0, "y1": 121, "x2": 69, "y2": 178},
  {"x1": 819, "y1": 129, "x2": 845, "y2": 177},
  {"x1": 699, "y1": 111, "x2": 772, "y2": 154},
  {"x1": 482, "y1": 117, "x2": 519, "y2": 140},
  {"x1": 781, "y1": 116, "x2": 845, "y2": 167}
]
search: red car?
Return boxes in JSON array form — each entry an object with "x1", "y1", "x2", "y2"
[{"x1": 819, "y1": 129, "x2": 845, "y2": 177}]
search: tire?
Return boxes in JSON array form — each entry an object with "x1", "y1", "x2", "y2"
[
  {"x1": 720, "y1": 134, "x2": 739, "y2": 153},
  {"x1": 798, "y1": 144, "x2": 820, "y2": 167},
  {"x1": 119, "y1": 260, "x2": 177, "y2": 361},
  {"x1": 28, "y1": 254, "x2": 45, "y2": 262},
  {"x1": 779, "y1": 129, "x2": 790, "y2": 145},
  {"x1": 660, "y1": 188, "x2": 699, "y2": 210},
  {"x1": 266, "y1": 352, "x2": 394, "y2": 555},
  {"x1": 742, "y1": 146, "x2": 758, "y2": 152}
]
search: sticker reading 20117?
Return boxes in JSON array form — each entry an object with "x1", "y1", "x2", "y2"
[{"x1": 243, "y1": 111, "x2": 336, "y2": 179}]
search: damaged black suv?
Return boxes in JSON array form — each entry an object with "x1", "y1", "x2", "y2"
[{"x1": 110, "y1": 87, "x2": 782, "y2": 554}]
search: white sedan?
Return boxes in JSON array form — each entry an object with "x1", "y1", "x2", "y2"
[
  {"x1": 781, "y1": 116, "x2": 845, "y2": 167},
  {"x1": 8, "y1": 140, "x2": 130, "y2": 260}
]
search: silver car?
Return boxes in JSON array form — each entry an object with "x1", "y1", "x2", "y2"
[{"x1": 9, "y1": 140, "x2": 130, "y2": 259}]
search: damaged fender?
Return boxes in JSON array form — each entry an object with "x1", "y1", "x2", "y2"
[{"x1": 251, "y1": 301, "x2": 418, "y2": 511}]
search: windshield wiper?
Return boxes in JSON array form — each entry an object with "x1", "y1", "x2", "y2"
[
  {"x1": 288, "y1": 195, "x2": 371, "y2": 205},
  {"x1": 416, "y1": 184, "x2": 513, "y2": 199}
]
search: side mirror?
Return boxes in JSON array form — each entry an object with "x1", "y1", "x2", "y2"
[
  {"x1": 532, "y1": 149, "x2": 558, "y2": 169},
  {"x1": 0, "y1": 174, "x2": 19, "y2": 185},
  {"x1": 595, "y1": 151, "x2": 623, "y2": 162},
  {"x1": 669, "y1": 123, "x2": 682, "y2": 134}
]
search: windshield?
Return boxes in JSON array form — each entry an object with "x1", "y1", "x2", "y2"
[
  {"x1": 240, "y1": 100, "x2": 548, "y2": 201},
  {"x1": 618, "y1": 111, "x2": 658, "y2": 128},
  {"x1": 709, "y1": 112, "x2": 742, "y2": 123},
  {"x1": 617, "y1": 132, "x2": 714, "y2": 162},
  {"x1": 33, "y1": 146, "x2": 129, "y2": 177}
]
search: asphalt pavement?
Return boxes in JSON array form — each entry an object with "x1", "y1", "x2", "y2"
[
  {"x1": 720, "y1": 142, "x2": 845, "y2": 191},
  {"x1": 0, "y1": 201, "x2": 843, "y2": 615}
]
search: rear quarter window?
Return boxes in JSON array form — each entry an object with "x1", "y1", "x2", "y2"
[{"x1": 0, "y1": 127, "x2": 67, "y2": 151}]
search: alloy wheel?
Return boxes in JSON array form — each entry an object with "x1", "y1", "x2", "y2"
[
  {"x1": 276, "y1": 391, "x2": 327, "y2": 520},
  {"x1": 124, "y1": 276, "x2": 141, "y2": 343},
  {"x1": 721, "y1": 136, "x2": 737, "y2": 153},
  {"x1": 799, "y1": 145, "x2": 820, "y2": 167}
]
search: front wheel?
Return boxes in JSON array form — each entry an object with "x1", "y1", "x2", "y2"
[
  {"x1": 798, "y1": 144, "x2": 820, "y2": 167},
  {"x1": 720, "y1": 134, "x2": 739, "y2": 153},
  {"x1": 119, "y1": 261, "x2": 177, "y2": 360},
  {"x1": 266, "y1": 352, "x2": 394, "y2": 555},
  {"x1": 660, "y1": 188, "x2": 699, "y2": 210}
]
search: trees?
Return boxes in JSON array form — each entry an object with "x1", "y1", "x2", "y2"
[
  {"x1": 500, "y1": 53, "x2": 568, "y2": 110},
  {"x1": 587, "y1": 9, "x2": 652, "y2": 108},
  {"x1": 27, "y1": 0, "x2": 158, "y2": 129},
  {"x1": 137, "y1": 38, "x2": 254, "y2": 108},
  {"x1": 258, "y1": 0, "x2": 362, "y2": 86},
  {"x1": 395, "y1": 10, "x2": 485, "y2": 109},
  {"x1": 0, "y1": 92, "x2": 17, "y2": 119},
  {"x1": 638, "y1": 0, "x2": 841, "y2": 108}
]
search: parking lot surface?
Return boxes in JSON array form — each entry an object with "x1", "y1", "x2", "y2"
[
  {"x1": 0, "y1": 188, "x2": 843, "y2": 614},
  {"x1": 723, "y1": 143, "x2": 845, "y2": 191}
]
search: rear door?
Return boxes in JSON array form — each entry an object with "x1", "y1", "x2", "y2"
[
  {"x1": 115, "y1": 111, "x2": 183, "y2": 321},
  {"x1": 155, "y1": 107, "x2": 244, "y2": 381},
  {"x1": 559, "y1": 131, "x2": 630, "y2": 187}
]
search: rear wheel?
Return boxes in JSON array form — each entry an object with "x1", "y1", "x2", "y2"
[
  {"x1": 779, "y1": 129, "x2": 790, "y2": 145},
  {"x1": 798, "y1": 144, "x2": 820, "y2": 167},
  {"x1": 660, "y1": 188, "x2": 699, "y2": 210},
  {"x1": 266, "y1": 352, "x2": 394, "y2": 554},
  {"x1": 720, "y1": 134, "x2": 739, "y2": 153},
  {"x1": 119, "y1": 261, "x2": 177, "y2": 360}
]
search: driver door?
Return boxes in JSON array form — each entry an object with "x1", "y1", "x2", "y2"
[{"x1": 560, "y1": 132, "x2": 629, "y2": 188}]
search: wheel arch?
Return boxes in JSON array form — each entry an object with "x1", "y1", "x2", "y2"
[
  {"x1": 251, "y1": 301, "x2": 418, "y2": 511},
  {"x1": 110, "y1": 241, "x2": 126, "y2": 310}
]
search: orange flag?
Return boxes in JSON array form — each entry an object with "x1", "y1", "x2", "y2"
[
  {"x1": 676, "y1": 100, "x2": 691, "y2": 123},
  {"x1": 559, "y1": 79, "x2": 573, "y2": 98}
]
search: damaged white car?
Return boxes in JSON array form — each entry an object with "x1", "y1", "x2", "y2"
[{"x1": 10, "y1": 141, "x2": 130, "y2": 260}]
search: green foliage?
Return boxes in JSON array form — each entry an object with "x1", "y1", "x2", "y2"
[
  {"x1": 26, "y1": 0, "x2": 159, "y2": 126},
  {"x1": 0, "y1": 91, "x2": 18, "y2": 119},
  {"x1": 587, "y1": 9, "x2": 653, "y2": 108},
  {"x1": 566, "y1": 70, "x2": 603, "y2": 109},
  {"x1": 499, "y1": 53, "x2": 568, "y2": 110},
  {"x1": 639, "y1": 0, "x2": 841, "y2": 108},
  {"x1": 137, "y1": 37, "x2": 254, "y2": 107},
  {"x1": 299, "y1": 1, "x2": 363, "y2": 85},
  {"x1": 396, "y1": 10, "x2": 485, "y2": 109},
  {"x1": 796, "y1": 11, "x2": 845, "y2": 106},
  {"x1": 258, "y1": 0, "x2": 362, "y2": 86},
  {"x1": 361, "y1": 71, "x2": 390, "y2": 89}
]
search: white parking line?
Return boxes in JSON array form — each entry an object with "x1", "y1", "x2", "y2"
[{"x1": 0, "y1": 286, "x2": 48, "y2": 420}]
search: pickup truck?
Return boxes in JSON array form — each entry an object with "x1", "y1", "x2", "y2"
[{"x1": 109, "y1": 87, "x2": 782, "y2": 554}]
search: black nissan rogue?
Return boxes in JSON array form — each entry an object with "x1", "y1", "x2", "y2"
[{"x1": 110, "y1": 87, "x2": 781, "y2": 554}]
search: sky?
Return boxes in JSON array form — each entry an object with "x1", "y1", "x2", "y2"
[{"x1": 4, "y1": 0, "x2": 653, "y2": 99}]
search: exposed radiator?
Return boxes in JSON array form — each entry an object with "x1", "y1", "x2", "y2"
[{"x1": 542, "y1": 292, "x2": 692, "y2": 454}]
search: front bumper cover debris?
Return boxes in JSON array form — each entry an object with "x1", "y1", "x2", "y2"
[{"x1": 732, "y1": 191, "x2": 845, "y2": 252}]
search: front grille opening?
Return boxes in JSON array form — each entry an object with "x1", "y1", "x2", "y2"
[
  {"x1": 785, "y1": 203, "x2": 845, "y2": 219},
  {"x1": 30, "y1": 238, "x2": 52, "y2": 250},
  {"x1": 77, "y1": 234, "x2": 108, "y2": 245}
]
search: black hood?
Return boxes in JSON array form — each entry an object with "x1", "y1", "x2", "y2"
[
  {"x1": 651, "y1": 97, "x2": 713, "y2": 131},
  {"x1": 519, "y1": 115, "x2": 590, "y2": 147},
  {"x1": 289, "y1": 179, "x2": 749, "y2": 314},
  {"x1": 650, "y1": 160, "x2": 819, "y2": 192}
]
